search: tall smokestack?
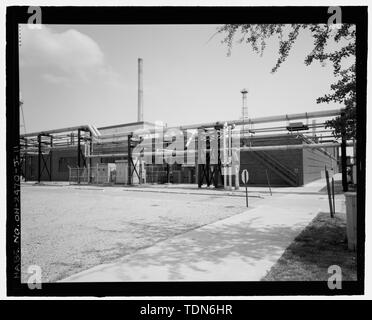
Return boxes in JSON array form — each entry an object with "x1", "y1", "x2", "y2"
[{"x1": 138, "y1": 58, "x2": 143, "y2": 122}]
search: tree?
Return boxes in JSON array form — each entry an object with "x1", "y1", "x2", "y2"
[{"x1": 217, "y1": 24, "x2": 356, "y2": 140}]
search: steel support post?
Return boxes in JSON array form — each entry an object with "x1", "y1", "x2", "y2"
[
  {"x1": 205, "y1": 134, "x2": 210, "y2": 186},
  {"x1": 195, "y1": 136, "x2": 199, "y2": 187},
  {"x1": 184, "y1": 131, "x2": 187, "y2": 166},
  {"x1": 77, "y1": 129, "x2": 81, "y2": 168},
  {"x1": 223, "y1": 124, "x2": 227, "y2": 190},
  {"x1": 197, "y1": 129, "x2": 204, "y2": 188},
  {"x1": 37, "y1": 134, "x2": 41, "y2": 183},
  {"x1": 77, "y1": 129, "x2": 81, "y2": 184},
  {"x1": 340, "y1": 111, "x2": 348, "y2": 192},
  {"x1": 49, "y1": 136, "x2": 53, "y2": 181},
  {"x1": 341, "y1": 137, "x2": 348, "y2": 192},
  {"x1": 127, "y1": 134, "x2": 132, "y2": 185},
  {"x1": 89, "y1": 131, "x2": 93, "y2": 183},
  {"x1": 214, "y1": 128, "x2": 222, "y2": 188},
  {"x1": 228, "y1": 126, "x2": 232, "y2": 190},
  {"x1": 166, "y1": 163, "x2": 170, "y2": 183},
  {"x1": 24, "y1": 138, "x2": 27, "y2": 182}
]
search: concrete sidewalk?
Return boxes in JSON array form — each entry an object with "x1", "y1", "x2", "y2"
[
  {"x1": 60, "y1": 192, "x2": 335, "y2": 282},
  {"x1": 23, "y1": 175, "x2": 337, "y2": 199},
  {"x1": 118, "y1": 176, "x2": 333, "y2": 197}
]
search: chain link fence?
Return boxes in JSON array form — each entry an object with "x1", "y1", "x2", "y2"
[{"x1": 68, "y1": 166, "x2": 89, "y2": 184}]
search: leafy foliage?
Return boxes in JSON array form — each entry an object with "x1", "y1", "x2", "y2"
[{"x1": 217, "y1": 24, "x2": 356, "y2": 139}]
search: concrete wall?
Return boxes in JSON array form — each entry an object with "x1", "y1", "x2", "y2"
[
  {"x1": 239, "y1": 134, "x2": 303, "y2": 186},
  {"x1": 302, "y1": 147, "x2": 338, "y2": 184},
  {"x1": 239, "y1": 134, "x2": 339, "y2": 187},
  {"x1": 239, "y1": 149, "x2": 303, "y2": 186}
]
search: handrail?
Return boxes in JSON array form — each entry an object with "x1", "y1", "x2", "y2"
[
  {"x1": 259, "y1": 151, "x2": 297, "y2": 180},
  {"x1": 254, "y1": 151, "x2": 297, "y2": 186}
]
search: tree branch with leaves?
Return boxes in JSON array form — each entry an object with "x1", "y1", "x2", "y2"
[{"x1": 217, "y1": 24, "x2": 356, "y2": 140}]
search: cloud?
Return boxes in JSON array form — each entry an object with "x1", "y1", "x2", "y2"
[
  {"x1": 19, "y1": 25, "x2": 120, "y2": 85},
  {"x1": 40, "y1": 73, "x2": 70, "y2": 84}
]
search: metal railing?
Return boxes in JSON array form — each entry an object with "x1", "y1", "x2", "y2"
[{"x1": 254, "y1": 151, "x2": 298, "y2": 186}]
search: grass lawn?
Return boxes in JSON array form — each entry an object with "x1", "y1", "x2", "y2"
[{"x1": 262, "y1": 211, "x2": 357, "y2": 281}]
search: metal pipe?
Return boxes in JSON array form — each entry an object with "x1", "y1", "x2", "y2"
[
  {"x1": 21, "y1": 151, "x2": 49, "y2": 156},
  {"x1": 242, "y1": 127, "x2": 335, "y2": 134},
  {"x1": 241, "y1": 141, "x2": 353, "y2": 152},
  {"x1": 37, "y1": 140, "x2": 349, "y2": 159},
  {"x1": 20, "y1": 109, "x2": 342, "y2": 143},
  {"x1": 177, "y1": 108, "x2": 344, "y2": 130},
  {"x1": 100, "y1": 108, "x2": 344, "y2": 136},
  {"x1": 86, "y1": 153, "x2": 128, "y2": 158},
  {"x1": 87, "y1": 124, "x2": 101, "y2": 138},
  {"x1": 21, "y1": 125, "x2": 92, "y2": 138},
  {"x1": 20, "y1": 146, "x2": 77, "y2": 152},
  {"x1": 86, "y1": 141, "x2": 352, "y2": 158}
]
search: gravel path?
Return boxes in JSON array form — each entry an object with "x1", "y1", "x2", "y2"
[{"x1": 21, "y1": 185, "x2": 259, "y2": 282}]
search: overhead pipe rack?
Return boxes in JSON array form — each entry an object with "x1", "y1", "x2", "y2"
[
  {"x1": 19, "y1": 109, "x2": 342, "y2": 144},
  {"x1": 20, "y1": 124, "x2": 101, "y2": 183},
  {"x1": 19, "y1": 108, "x2": 349, "y2": 186}
]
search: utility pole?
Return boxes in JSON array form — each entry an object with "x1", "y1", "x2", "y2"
[{"x1": 241, "y1": 88, "x2": 248, "y2": 140}]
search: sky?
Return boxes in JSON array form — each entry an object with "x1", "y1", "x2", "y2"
[{"x1": 19, "y1": 24, "x2": 346, "y2": 133}]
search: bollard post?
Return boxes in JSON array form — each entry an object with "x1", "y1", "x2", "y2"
[
  {"x1": 332, "y1": 177, "x2": 336, "y2": 216},
  {"x1": 325, "y1": 166, "x2": 334, "y2": 218},
  {"x1": 266, "y1": 169, "x2": 272, "y2": 196},
  {"x1": 345, "y1": 192, "x2": 357, "y2": 251},
  {"x1": 241, "y1": 169, "x2": 249, "y2": 207}
]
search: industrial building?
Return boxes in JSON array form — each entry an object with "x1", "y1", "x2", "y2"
[
  {"x1": 19, "y1": 59, "x2": 347, "y2": 189},
  {"x1": 19, "y1": 114, "x2": 341, "y2": 188}
]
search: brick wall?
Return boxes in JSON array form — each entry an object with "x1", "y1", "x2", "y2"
[{"x1": 302, "y1": 147, "x2": 338, "y2": 184}]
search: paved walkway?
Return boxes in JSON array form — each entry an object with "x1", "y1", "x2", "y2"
[
  {"x1": 60, "y1": 178, "x2": 341, "y2": 282},
  {"x1": 118, "y1": 175, "x2": 334, "y2": 197},
  {"x1": 24, "y1": 173, "x2": 339, "y2": 198}
]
